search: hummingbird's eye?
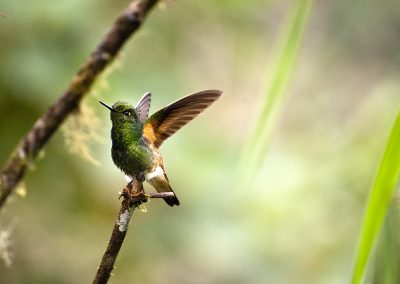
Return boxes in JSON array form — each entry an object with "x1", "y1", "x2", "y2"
[{"x1": 123, "y1": 110, "x2": 132, "y2": 116}]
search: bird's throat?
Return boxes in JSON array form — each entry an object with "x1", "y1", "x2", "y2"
[
  {"x1": 111, "y1": 123, "x2": 142, "y2": 148},
  {"x1": 111, "y1": 123, "x2": 151, "y2": 176}
]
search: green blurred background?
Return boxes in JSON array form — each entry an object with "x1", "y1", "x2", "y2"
[{"x1": 1, "y1": 0, "x2": 399, "y2": 283}]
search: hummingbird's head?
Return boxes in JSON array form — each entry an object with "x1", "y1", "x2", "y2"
[{"x1": 99, "y1": 100, "x2": 140, "y2": 127}]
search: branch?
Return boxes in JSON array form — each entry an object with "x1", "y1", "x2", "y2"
[
  {"x1": 0, "y1": 0, "x2": 159, "y2": 210},
  {"x1": 93, "y1": 178, "x2": 174, "y2": 284}
]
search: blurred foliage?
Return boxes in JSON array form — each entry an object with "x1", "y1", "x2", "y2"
[
  {"x1": 352, "y1": 109, "x2": 400, "y2": 284},
  {"x1": 0, "y1": 0, "x2": 399, "y2": 283},
  {"x1": 353, "y1": 111, "x2": 400, "y2": 283},
  {"x1": 239, "y1": 0, "x2": 313, "y2": 185},
  {"x1": 372, "y1": 200, "x2": 400, "y2": 284}
]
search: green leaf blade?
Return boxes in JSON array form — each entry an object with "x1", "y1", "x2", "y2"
[
  {"x1": 238, "y1": 0, "x2": 314, "y2": 184},
  {"x1": 352, "y1": 109, "x2": 400, "y2": 284}
]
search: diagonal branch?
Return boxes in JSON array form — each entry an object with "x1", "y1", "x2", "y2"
[
  {"x1": 0, "y1": 0, "x2": 159, "y2": 210},
  {"x1": 93, "y1": 178, "x2": 175, "y2": 284}
]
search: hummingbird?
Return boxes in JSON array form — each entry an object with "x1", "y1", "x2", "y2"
[{"x1": 99, "y1": 90, "x2": 222, "y2": 206}]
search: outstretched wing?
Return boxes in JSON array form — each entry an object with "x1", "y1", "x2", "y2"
[
  {"x1": 135, "y1": 92, "x2": 151, "y2": 123},
  {"x1": 143, "y1": 90, "x2": 222, "y2": 148}
]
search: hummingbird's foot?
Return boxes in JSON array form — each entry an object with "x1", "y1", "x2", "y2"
[
  {"x1": 128, "y1": 190, "x2": 148, "y2": 207},
  {"x1": 119, "y1": 181, "x2": 149, "y2": 206},
  {"x1": 118, "y1": 188, "x2": 129, "y2": 200},
  {"x1": 119, "y1": 181, "x2": 133, "y2": 199}
]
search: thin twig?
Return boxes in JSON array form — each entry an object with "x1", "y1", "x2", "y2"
[
  {"x1": 93, "y1": 178, "x2": 142, "y2": 284},
  {"x1": 0, "y1": 0, "x2": 159, "y2": 210},
  {"x1": 149, "y1": 192, "x2": 175, "y2": 199},
  {"x1": 93, "y1": 178, "x2": 171, "y2": 284}
]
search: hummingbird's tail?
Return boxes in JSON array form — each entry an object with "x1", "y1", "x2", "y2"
[
  {"x1": 163, "y1": 187, "x2": 180, "y2": 207},
  {"x1": 146, "y1": 168, "x2": 180, "y2": 207}
]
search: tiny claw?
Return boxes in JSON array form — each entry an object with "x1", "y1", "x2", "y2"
[{"x1": 119, "y1": 185, "x2": 132, "y2": 200}]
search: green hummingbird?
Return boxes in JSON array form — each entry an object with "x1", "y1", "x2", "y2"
[{"x1": 99, "y1": 90, "x2": 222, "y2": 206}]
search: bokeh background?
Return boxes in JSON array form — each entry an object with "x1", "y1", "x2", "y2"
[{"x1": 1, "y1": 0, "x2": 399, "y2": 283}]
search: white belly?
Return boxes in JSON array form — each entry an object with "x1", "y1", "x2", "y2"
[
  {"x1": 145, "y1": 166, "x2": 170, "y2": 192},
  {"x1": 145, "y1": 166, "x2": 164, "y2": 182},
  {"x1": 124, "y1": 166, "x2": 164, "y2": 183}
]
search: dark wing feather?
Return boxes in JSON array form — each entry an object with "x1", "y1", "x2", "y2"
[
  {"x1": 135, "y1": 92, "x2": 151, "y2": 123},
  {"x1": 143, "y1": 90, "x2": 222, "y2": 148}
]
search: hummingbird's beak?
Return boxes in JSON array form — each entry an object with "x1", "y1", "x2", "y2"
[{"x1": 99, "y1": 101, "x2": 116, "y2": 112}]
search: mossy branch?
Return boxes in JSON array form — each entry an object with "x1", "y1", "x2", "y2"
[
  {"x1": 0, "y1": 0, "x2": 159, "y2": 210},
  {"x1": 93, "y1": 177, "x2": 174, "y2": 284}
]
